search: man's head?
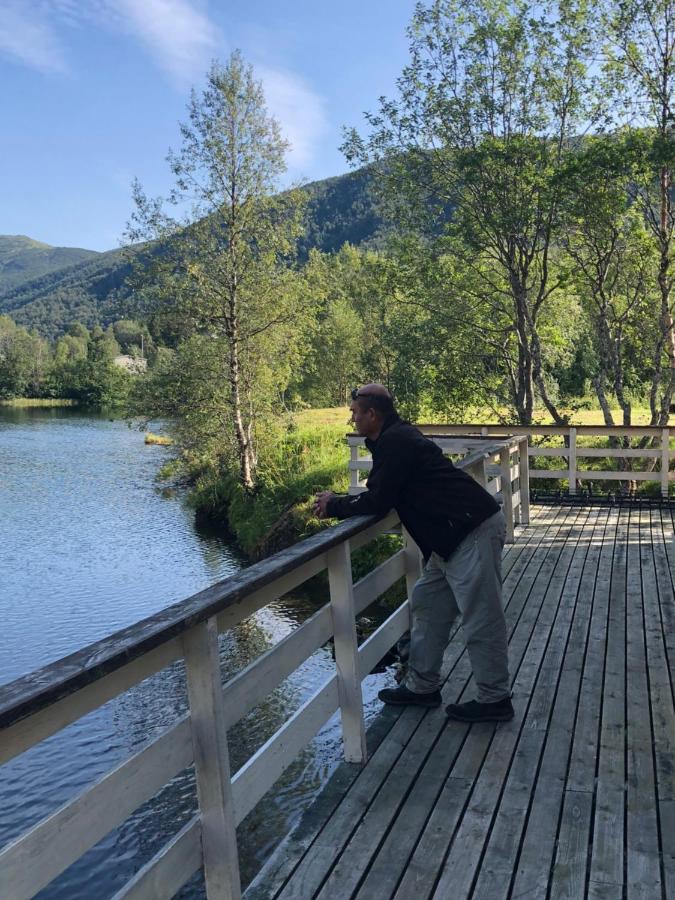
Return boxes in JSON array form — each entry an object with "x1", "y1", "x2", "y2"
[{"x1": 350, "y1": 383, "x2": 395, "y2": 440}]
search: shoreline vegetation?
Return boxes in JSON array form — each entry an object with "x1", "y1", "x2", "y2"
[
  {"x1": 0, "y1": 397, "x2": 78, "y2": 407},
  {"x1": 144, "y1": 432, "x2": 172, "y2": 445}
]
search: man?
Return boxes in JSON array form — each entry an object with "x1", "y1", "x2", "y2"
[{"x1": 314, "y1": 384, "x2": 513, "y2": 723}]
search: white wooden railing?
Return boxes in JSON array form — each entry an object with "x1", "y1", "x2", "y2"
[
  {"x1": 0, "y1": 436, "x2": 525, "y2": 900},
  {"x1": 390, "y1": 424, "x2": 674, "y2": 498},
  {"x1": 348, "y1": 433, "x2": 530, "y2": 543}
]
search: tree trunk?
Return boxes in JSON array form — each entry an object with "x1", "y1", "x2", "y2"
[
  {"x1": 651, "y1": 163, "x2": 675, "y2": 425},
  {"x1": 228, "y1": 323, "x2": 255, "y2": 490},
  {"x1": 510, "y1": 274, "x2": 535, "y2": 425},
  {"x1": 592, "y1": 374, "x2": 615, "y2": 427}
]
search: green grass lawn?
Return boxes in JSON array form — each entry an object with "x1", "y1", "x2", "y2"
[
  {"x1": 294, "y1": 406, "x2": 354, "y2": 428},
  {"x1": 294, "y1": 404, "x2": 674, "y2": 429}
]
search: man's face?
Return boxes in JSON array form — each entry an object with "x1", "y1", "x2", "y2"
[{"x1": 350, "y1": 399, "x2": 375, "y2": 437}]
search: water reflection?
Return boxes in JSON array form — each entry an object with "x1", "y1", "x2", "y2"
[{"x1": 0, "y1": 407, "x2": 392, "y2": 898}]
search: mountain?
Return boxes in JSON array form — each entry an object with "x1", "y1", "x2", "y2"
[
  {"x1": 0, "y1": 235, "x2": 99, "y2": 296},
  {"x1": 299, "y1": 166, "x2": 388, "y2": 256},
  {"x1": 0, "y1": 247, "x2": 133, "y2": 336},
  {"x1": 0, "y1": 167, "x2": 389, "y2": 338}
]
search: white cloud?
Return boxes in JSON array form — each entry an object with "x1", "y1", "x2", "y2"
[
  {"x1": 111, "y1": 0, "x2": 222, "y2": 86},
  {"x1": 257, "y1": 65, "x2": 328, "y2": 170},
  {"x1": 0, "y1": 0, "x2": 221, "y2": 85},
  {"x1": 0, "y1": 1, "x2": 325, "y2": 170},
  {"x1": 0, "y1": 2, "x2": 68, "y2": 74}
]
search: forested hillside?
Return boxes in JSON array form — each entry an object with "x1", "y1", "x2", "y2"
[
  {"x1": 0, "y1": 248, "x2": 134, "y2": 337},
  {"x1": 0, "y1": 236, "x2": 99, "y2": 295},
  {"x1": 299, "y1": 167, "x2": 387, "y2": 256},
  {"x1": 0, "y1": 167, "x2": 387, "y2": 338}
]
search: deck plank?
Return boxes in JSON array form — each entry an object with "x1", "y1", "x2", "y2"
[
  {"x1": 648, "y1": 509, "x2": 675, "y2": 804},
  {"x1": 479, "y1": 505, "x2": 605, "y2": 900},
  {"x1": 264, "y1": 506, "x2": 569, "y2": 900},
  {"x1": 549, "y1": 790, "x2": 594, "y2": 900},
  {"x1": 588, "y1": 506, "x2": 626, "y2": 890},
  {"x1": 243, "y1": 504, "x2": 675, "y2": 900},
  {"x1": 661, "y1": 799, "x2": 675, "y2": 899},
  {"x1": 625, "y1": 507, "x2": 662, "y2": 899}
]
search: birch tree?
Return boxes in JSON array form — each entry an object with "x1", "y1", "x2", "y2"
[
  {"x1": 128, "y1": 52, "x2": 310, "y2": 489},
  {"x1": 560, "y1": 134, "x2": 659, "y2": 430},
  {"x1": 343, "y1": 0, "x2": 595, "y2": 424},
  {"x1": 604, "y1": 0, "x2": 675, "y2": 422}
]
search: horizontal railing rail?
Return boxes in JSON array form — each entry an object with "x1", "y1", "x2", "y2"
[
  {"x1": 401, "y1": 424, "x2": 674, "y2": 498},
  {"x1": 0, "y1": 436, "x2": 527, "y2": 900},
  {"x1": 347, "y1": 434, "x2": 529, "y2": 542}
]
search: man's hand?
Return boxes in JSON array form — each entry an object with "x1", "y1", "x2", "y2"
[{"x1": 313, "y1": 491, "x2": 336, "y2": 519}]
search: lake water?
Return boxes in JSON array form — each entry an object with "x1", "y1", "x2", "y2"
[{"x1": 0, "y1": 407, "x2": 389, "y2": 898}]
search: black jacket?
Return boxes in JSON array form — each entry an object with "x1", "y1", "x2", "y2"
[{"x1": 326, "y1": 414, "x2": 500, "y2": 560}]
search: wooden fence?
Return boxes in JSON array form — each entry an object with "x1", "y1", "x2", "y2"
[
  {"x1": 0, "y1": 436, "x2": 526, "y2": 900},
  {"x1": 348, "y1": 433, "x2": 530, "y2": 542},
  {"x1": 381, "y1": 424, "x2": 674, "y2": 498}
]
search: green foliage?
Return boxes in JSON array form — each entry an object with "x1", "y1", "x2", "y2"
[
  {"x1": 293, "y1": 246, "x2": 370, "y2": 406},
  {"x1": 188, "y1": 417, "x2": 350, "y2": 553},
  {"x1": 112, "y1": 319, "x2": 154, "y2": 359},
  {"x1": 342, "y1": 0, "x2": 599, "y2": 425},
  {"x1": 0, "y1": 246, "x2": 134, "y2": 338},
  {"x1": 298, "y1": 167, "x2": 388, "y2": 257},
  {"x1": 127, "y1": 52, "x2": 319, "y2": 489},
  {"x1": 0, "y1": 313, "x2": 133, "y2": 407},
  {"x1": 0, "y1": 315, "x2": 51, "y2": 399}
]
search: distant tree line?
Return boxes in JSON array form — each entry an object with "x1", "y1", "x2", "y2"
[{"x1": 0, "y1": 316, "x2": 151, "y2": 406}]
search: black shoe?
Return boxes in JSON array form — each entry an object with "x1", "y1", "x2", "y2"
[
  {"x1": 445, "y1": 697, "x2": 514, "y2": 722},
  {"x1": 378, "y1": 685, "x2": 442, "y2": 708}
]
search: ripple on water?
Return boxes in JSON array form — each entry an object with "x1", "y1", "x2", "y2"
[{"x1": 0, "y1": 408, "x2": 395, "y2": 897}]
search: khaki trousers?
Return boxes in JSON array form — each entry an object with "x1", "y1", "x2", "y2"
[{"x1": 404, "y1": 510, "x2": 511, "y2": 703}]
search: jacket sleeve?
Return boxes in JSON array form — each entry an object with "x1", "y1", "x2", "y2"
[{"x1": 326, "y1": 434, "x2": 413, "y2": 519}]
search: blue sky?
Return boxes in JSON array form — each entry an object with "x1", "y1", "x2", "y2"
[{"x1": 1, "y1": 1, "x2": 416, "y2": 252}]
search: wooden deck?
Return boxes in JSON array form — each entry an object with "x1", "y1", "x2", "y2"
[{"x1": 246, "y1": 503, "x2": 675, "y2": 900}]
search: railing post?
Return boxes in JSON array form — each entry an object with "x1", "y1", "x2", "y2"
[
  {"x1": 472, "y1": 456, "x2": 488, "y2": 488},
  {"x1": 327, "y1": 541, "x2": 367, "y2": 764},
  {"x1": 402, "y1": 526, "x2": 423, "y2": 601},
  {"x1": 500, "y1": 446, "x2": 515, "y2": 543},
  {"x1": 568, "y1": 427, "x2": 577, "y2": 495},
  {"x1": 183, "y1": 618, "x2": 241, "y2": 900},
  {"x1": 661, "y1": 428, "x2": 670, "y2": 498},
  {"x1": 518, "y1": 437, "x2": 530, "y2": 525},
  {"x1": 349, "y1": 441, "x2": 360, "y2": 494}
]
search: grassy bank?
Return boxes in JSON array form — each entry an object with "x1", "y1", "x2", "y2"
[
  {"x1": 190, "y1": 411, "x2": 351, "y2": 557},
  {"x1": 0, "y1": 398, "x2": 78, "y2": 407},
  {"x1": 145, "y1": 432, "x2": 173, "y2": 445},
  {"x1": 432, "y1": 405, "x2": 675, "y2": 426},
  {"x1": 192, "y1": 408, "x2": 403, "y2": 592}
]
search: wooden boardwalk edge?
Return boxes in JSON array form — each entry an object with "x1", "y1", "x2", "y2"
[{"x1": 244, "y1": 505, "x2": 675, "y2": 900}]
